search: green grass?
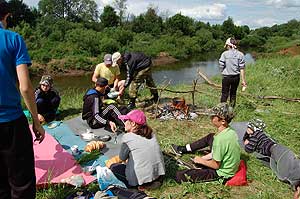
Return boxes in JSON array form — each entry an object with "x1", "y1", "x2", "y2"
[{"x1": 37, "y1": 55, "x2": 300, "y2": 199}]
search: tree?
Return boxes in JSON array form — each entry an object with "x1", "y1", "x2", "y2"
[
  {"x1": 131, "y1": 6, "x2": 163, "y2": 35},
  {"x1": 38, "y1": 0, "x2": 98, "y2": 22},
  {"x1": 222, "y1": 17, "x2": 235, "y2": 38},
  {"x1": 7, "y1": 0, "x2": 37, "y2": 27},
  {"x1": 100, "y1": 5, "x2": 119, "y2": 28},
  {"x1": 165, "y1": 13, "x2": 195, "y2": 36},
  {"x1": 113, "y1": 0, "x2": 127, "y2": 25}
]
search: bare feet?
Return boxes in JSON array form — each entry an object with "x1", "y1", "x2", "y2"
[
  {"x1": 38, "y1": 114, "x2": 45, "y2": 123},
  {"x1": 294, "y1": 186, "x2": 300, "y2": 199}
]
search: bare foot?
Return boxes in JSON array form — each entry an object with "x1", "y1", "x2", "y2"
[
  {"x1": 38, "y1": 114, "x2": 45, "y2": 123},
  {"x1": 294, "y1": 186, "x2": 300, "y2": 199}
]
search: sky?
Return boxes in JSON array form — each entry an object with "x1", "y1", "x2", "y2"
[{"x1": 23, "y1": 0, "x2": 300, "y2": 29}]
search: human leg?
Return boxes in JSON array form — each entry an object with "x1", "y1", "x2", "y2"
[
  {"x1": 110, "y1": 163, "x2": 130, "y2": 187},
  {"x1": 143, "y1": 68, "x2": 158, "y2": 102},
  {"x1": 175, "y1": 168, "x2": 219, "y2": 183},
  {"x1": 171, "y1": 133, "x2": 215, "y2": 156},
  {"x1": 0, "y1": 115, "x2": 36, "y2": 199},
  {"x1": 128, "y1": 73, "x2": 144, "y2": 109},
  {"x1": 229, "y1": 75, "x2": 240, "y2": 107},
  {"x1": 221, "y1": 76, "x2": 230, "y2": 103}
]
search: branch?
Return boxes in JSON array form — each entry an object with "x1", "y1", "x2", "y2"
[
  {"x1": 198, "y1": 70, "x2": 221, "y2": 89},
  {"x1": 258, "y1": 96, "x2": 300, "y2": 102}
]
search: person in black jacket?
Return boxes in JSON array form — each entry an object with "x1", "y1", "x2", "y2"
[
  {"x1": 35, "y1": 75, "x2": 61, "y2": 123},
  {"x1": 82, "y1": 77, "x2": 124, "y2": 132},
  {"x1": 112, "y1": 52, "x2": 159, "y2": 109}
]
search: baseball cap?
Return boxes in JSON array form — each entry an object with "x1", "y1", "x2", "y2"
[
  {"x1": 112, "y1": 52, "x2": 121, "y2": 67},
  {"x1": 104, "y1": 54, "x2": 112, "y2": 65},
  {"x1": 96, "y1": 77, "x2": 108, "y2": 87},
  {"x1": 39, "y1": 75, "x2": 53, "y2": 87},
  {"x1": 247, "y1": 119, "x2": 266, "y2": 132},
  {"x1": 208, "y1": 102, "x2": 234, "y2": 121},
  {"x1": 118, "y1": 109, "x2": 146, "y2": 125}
]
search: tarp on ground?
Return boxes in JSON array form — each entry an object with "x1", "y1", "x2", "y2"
[{"x1": 33, "y1": 130, "x2": 96, "y2": 187}]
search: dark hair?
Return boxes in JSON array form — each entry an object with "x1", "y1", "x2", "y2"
[
  {"x1": 0, "y1": 1, "x2": 9, "y2": 20},
  {"x1": 134, "y1": 124, "x2": 153, "y2": 139}
]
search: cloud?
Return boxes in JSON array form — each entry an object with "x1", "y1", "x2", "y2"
[
  {"x1": 266, "y1": 0, "x2": 300, "y2": 8},
  {"x1": 180, "y1": 3, "x2": 226, "y2": 20}
]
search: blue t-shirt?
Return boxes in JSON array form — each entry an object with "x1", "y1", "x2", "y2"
[{"x1": 0, "y1": 26, "x2": 32, "y2": 122}]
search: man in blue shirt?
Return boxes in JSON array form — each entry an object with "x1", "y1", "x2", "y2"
[{"x1": 0, "y1": 1, "x2": 45, "y2": 198}]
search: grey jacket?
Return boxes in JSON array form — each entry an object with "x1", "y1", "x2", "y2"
[
  {"x1": 219, "y1": 49, "x2": 245, "y2": 76},
  {"x1": 119, "y1": 132, "x2": 165, "y2": 186}
]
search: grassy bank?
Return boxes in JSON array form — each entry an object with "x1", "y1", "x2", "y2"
[{"x1": 37, "y1": 55, "x2": 300, "y2": 199}]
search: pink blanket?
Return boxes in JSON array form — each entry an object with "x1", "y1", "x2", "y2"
[{"x1": 32, "y1": 131, "x2": 96, "y2": 187}]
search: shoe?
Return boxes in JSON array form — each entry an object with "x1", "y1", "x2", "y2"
[
  {"x1": 150, "y1": 94, "x2": 159, "y2": 103},
  {"x1": 127, "y1": 101, "x2": 136, "y2": 110},
  {"x1": 171, "y1": 144, "x2": 184, "y2": 156}
]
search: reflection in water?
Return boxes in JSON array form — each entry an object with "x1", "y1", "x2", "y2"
[{"x1": 32, "y1": 53, "x2": 254, "y2": 90}]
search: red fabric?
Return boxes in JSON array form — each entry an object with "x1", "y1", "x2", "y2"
[{"x1": 225, "y1": 160, "x2": 248, "y2": 186}]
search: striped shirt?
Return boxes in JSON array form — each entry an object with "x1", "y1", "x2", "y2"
[{"x1": 243, "y1": 130, "x2": 276, "y2": 156}]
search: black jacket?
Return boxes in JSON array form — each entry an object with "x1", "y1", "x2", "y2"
[
  {"x1": 35, "y1": 87, "x2": 60, "y2": 105},
  {"x1": 82, "y1": 88, "x2": 108, "y2": 125},
  {"x1": 123, "y1": 52, "x2": 152, "y2": 87}
]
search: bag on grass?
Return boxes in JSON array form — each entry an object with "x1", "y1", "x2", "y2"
[
  {"x1": 225, "y1": 160, "x2": 248, "y2": 186},
  {"x1": 96, "y1": 166, "x2": 126, "y2": 191}
]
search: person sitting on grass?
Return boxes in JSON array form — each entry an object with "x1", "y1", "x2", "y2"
[
  {"x1": 243, "y1": 119, "x2": 300, "y2": 199},
  {"x1": 109, "y1": 109, "x2": 165, "y2": 189},
  {"x1": 35, "y1": 75, "x2": 61, "y2": 123},
  {"x1": 171, "y1": 102, "x2": 240, "y2": 183},
  {"x1": 82, "y1": 77, "x2": 125, "y2": 132}
]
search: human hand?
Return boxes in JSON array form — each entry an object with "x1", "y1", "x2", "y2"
[
  {"x1": 192, "y1": 156, "x2": 204, "y2": 164},
  {"x1": 244, "y1": 139, "x2": 249, "y2": 145},
  {"x1": 241, "y1": 81, "x2": 247, "y2": 87},
  {"x1": 32, "y1": 121, "x2": 45, "y2": 144},
  {"x1": 38, "y1": 114, "x2": 45, "y2": 123},
  {"x1": 109, "y1": 121, "x2": 117, "y2": 133}
]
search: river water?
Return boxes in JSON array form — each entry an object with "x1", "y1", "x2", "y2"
[{"x1": 33, "y1": 53, "x2": 254, "y2": 90}]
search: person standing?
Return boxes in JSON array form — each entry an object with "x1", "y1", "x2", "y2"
[
  {"x1": 92, "y1": 54, "x2": 125, "y2": 101},
  {"x1": 0, "y1": 1, "x2": 45, "y2": 198},
  {"x1": 112, "y1": 52, "x2": 159, "y2": 110},
  {"x1": 219, "y1": 38, "x2": 246, "y2": 107}
]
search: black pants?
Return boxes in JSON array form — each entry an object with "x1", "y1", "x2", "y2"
[
  {"x1": 221, "y1": 75, "x2": 240, "y2": 107},
  {"x1": 109, "y1": 186, "x2": 151, "y2": 199},
  {"x1": 87, "y1": 104, "x2": 125, "y2": 129},
  {"x1": 175, "y1": 133, "x2": 219, "y2": 183},
  {"x1": 36, "y1": 97, "x2": 60, "y2": 122},
  {"x1": 110, "y1": 163, "x2": 131, "y2": 188},
  {"x1": 0, "y1": 115, "x2": 36, "y2": 199}
]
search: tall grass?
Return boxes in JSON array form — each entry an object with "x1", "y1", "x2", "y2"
[{"x1": 37, "y1": 55, "x2": 300, "y2": 199}]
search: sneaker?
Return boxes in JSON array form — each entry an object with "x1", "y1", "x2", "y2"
[{"x1": 171, "y1": 144, "x2": 184, "y2": 156}]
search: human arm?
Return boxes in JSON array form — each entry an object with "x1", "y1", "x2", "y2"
[
  {"x1": 219, "y1": 52, "x2": 226, "y2": 71},
  {"x1": 119, "y1": 142, "x2": 130, "y2": 161},
  {"x1": 92, "y1": 65, "x2": 100, "y2": 83},
  {"x1": 17, "y1": 64, "x2": 45, "y2": 143},
  {"x1": 193, "y1": 156, "x2": 221, "y2": 169},
  {"x1": 201, "y1": 152, "x2": 212, "y2": 160},
  {"x1": 124, "y1": 63, "x2": 133, "y2": 88},
  {"x1": 240, "y1": 68, "x2": 246, "y2": 86}
]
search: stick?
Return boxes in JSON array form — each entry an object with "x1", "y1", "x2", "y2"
[{"x1": 198, "y1": 70, "x2": 221, "y2": 88}]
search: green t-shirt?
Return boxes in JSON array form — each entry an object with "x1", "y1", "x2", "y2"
[{"x1": 212, "y1": 127, "x2": 240, "y2": 178}]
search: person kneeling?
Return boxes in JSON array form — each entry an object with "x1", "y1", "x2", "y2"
[
  {"x1": 82, "y1": 77, "x2": 124, "y2": 132},
  {"x1": 109, "y1": 109, "x2": 165, "y2": 189},
  {"x1": 172, "y1": 103, "x2": 240, "y2": 183}
]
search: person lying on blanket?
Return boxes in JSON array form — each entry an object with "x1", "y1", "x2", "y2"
[
  {"x1": 82, "y1": 77, "x2": 125, "y2": 132},
  {"x1": 243, "y1": 119, "x2": 300, "y2": 199},
  {"x1": 171, "y1": 103, "x2": 241, "y2": 183},
  {"x1": 109, "y1": 109, "x2": 165, "y2": 189}
]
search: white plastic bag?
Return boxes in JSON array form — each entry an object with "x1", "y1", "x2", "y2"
[{"x1": 96, "y1": 166, "x2": 126, "y2": 190}]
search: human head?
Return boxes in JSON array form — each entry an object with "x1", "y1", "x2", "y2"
[
  {"x1": 224, "y1": 38, "x2": 237, "y2": 49},
  {"x1": 209, "y1": 102, "x2": 234, "y2": 124},
  {"x1": 247, "y1": 119, "x2": 266, "y2": 132},
  {"x1": 0, "y1": 1, "x2": 10, "y2": 29},
  {"x1": 39, "y1": 75, "x2": 53, "y2": 91},
  {"x1": 103, "y1": 54, "x2": 112, "y2": 66},
  {"x1": 95, "y1": 77, "x2": 108, "y2": 87},
  {"x1": 112, "y1": 52, "x2": 122, "y2": 67},
  {"x1": 118, "y1": 109, "x2": 152, "y2": 139}
]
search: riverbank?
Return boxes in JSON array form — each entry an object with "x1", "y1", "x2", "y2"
[
  {"x1": 37, "y1": 53, "x2": 300, "y2": 199},
  {"x1": 29, "y1": 52, "x2": 179, "y2": 77}
]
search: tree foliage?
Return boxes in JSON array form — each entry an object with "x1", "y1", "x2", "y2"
[
  {"x1": 7, "y1": 0, "x2": 37, "y2": 27},
  {"x1": 100, "y1": 6, "x2": 119, "y2": 28}
]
